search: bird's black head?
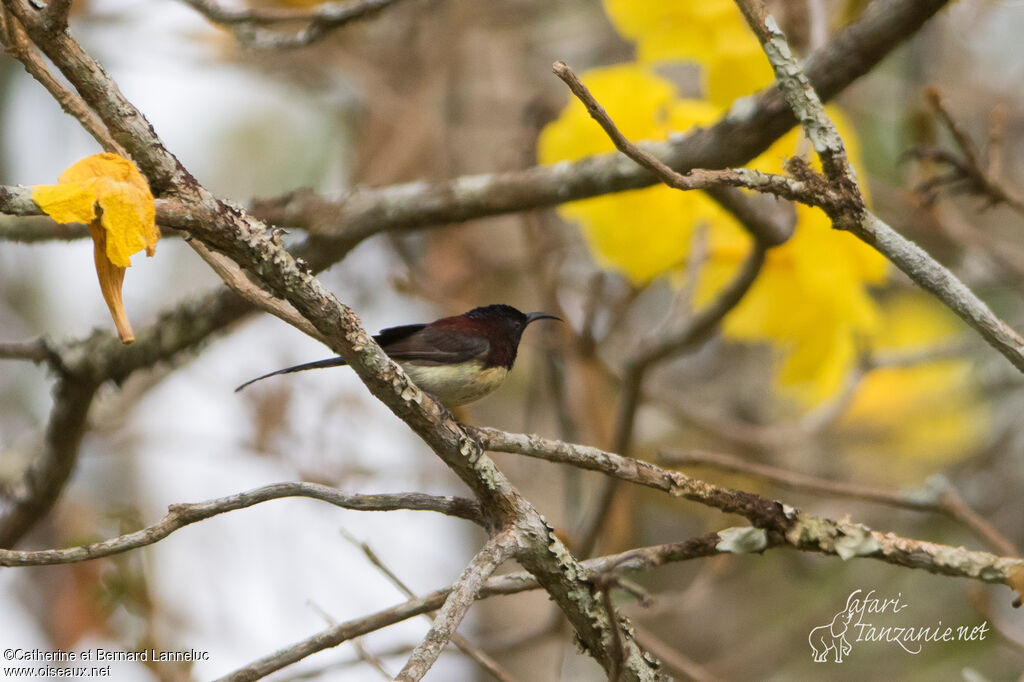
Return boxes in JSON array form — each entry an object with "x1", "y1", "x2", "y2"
[{"x1": 462, "y1": 304, "x2": 561, "y2": 368}]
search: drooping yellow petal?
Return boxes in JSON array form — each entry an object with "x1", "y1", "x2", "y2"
[
  {"x1": 89, "y1": 220, "x2": 134, "y2": 344},
  {"x1": 32, "y1": 153, "x2": 157, "y2": 344},
  {"x1": 33, "y1": 152, "x2": 158, "y2": 268},
  {"x1": 30, "y1": 182, "x2": 99, "y2": 225},
  {"x1": 94, "y1": 177, "x2": 158, "y2": 266}
]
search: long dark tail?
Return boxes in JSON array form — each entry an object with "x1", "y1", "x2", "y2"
[{"x1": 234, "y1": 357, "x2": 349, "y2": 393}]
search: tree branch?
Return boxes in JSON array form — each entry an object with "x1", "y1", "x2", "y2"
[
  {"x1": 249, "y1": 0, "x2": 950, "y2": 243},
  {"x1": 0, "y1": 377, "x2": 97, "y2": 548},
  {"x1": 658, "y1": 449, "x2": 1018, "y2": 557},
  {"x1": 473, "y1": 427, "x2": 1024, "y2": 585},
  {"x1": 218, "y1": 535, "x2": 726, "y2": 681},
  {"x1": 343, "y1": 531, "x2": 519, "y2": 682},
  {"x1": 732, "y1": 0, "x2": 1024, "y2": 374},
  {"x1": 0, "y1": 482, "x2": 483, "y2": 564},
  {"x1": 2, "y1": 6, "x2": 667, "y2": 677},
  {"x1": 394, "y1": 531, "x2": 516, "y2": 682}
]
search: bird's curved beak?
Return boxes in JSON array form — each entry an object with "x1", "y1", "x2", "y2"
[{"x1": 525, "y1": 312, "x2": 562, "y2": 325}]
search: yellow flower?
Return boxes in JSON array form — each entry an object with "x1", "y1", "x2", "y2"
[
  {"x1": 33, "y1": 153, "x2": 158, "y2": 344},
  {"x1": 539, "y1": 6, "x2": 888, "y2": 406},
  {"x1": 695, "y1": 110, "x2": 887, "y2": 404},
  {"x1": 839, "y1": 293, "x2": 989, "y2": 472},
  {"x1": 603, "y1": 0, "x2": 774, "y2": 108},
  {"x1": 538, "y1": 65, "x2": 732, "y2": 284}
]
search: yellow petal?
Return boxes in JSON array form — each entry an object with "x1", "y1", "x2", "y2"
[
  {"x1": 32, "y1": 153, "x2": 158, "y2": 268},
  {"x1": 32, "y1": 153, "x2": 156, "y2": 343},
  {"x1": 31, "y1": 180, "x2": 100, "y2": 225},
  {"x1": 95, "y1": 177, "x2": 158, "y2": 268},
  {"x1": 89, "y1": 220, "x2": 135, "y2": 344}
]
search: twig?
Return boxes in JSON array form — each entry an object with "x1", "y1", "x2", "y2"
[
  {"x1": 186, "y1": 238, "x2": 330, "y2": 346},
  {"x1": 579, "y1": 242, "x2": 768, "y2": 554},
  {"x1": 0, "y1": 9, "x2": 124, "y2": 155},
  {"x1": 0, "y1": 338, "x2": 57, "y2": 365},
  {"x1": 938, "y1": 485, "x2": 1019, "y2": 558},
  {"x1": 0, "y1": 483, "x2": 483, "y2": 565},
  {"x1": 732, "y1": 0, "x2": 1024, "y2": 376},
  {"x1": 342, "y1": 531, "x2": 520, "y2": 682},
  {"x1": 246, "y1": 0, "x2": 953, "y2": 245},
  {"x1": 218, "y1": 535, "x2": 727, "y2": 681},
  {"x1": 552, "y1": 61, "x2": 820, "y2": 215},
  {"x1": 394, "y1": 532, "x2": 516, "y2": 682},
  {"x1": 350, "y1": 640, "x2": 392, "y2": 680},
  {"x1": 657, "y1": 449, "x2": 1017, "y2": 556},
  {"x1": 473, "y1": 427, "x2": 1024, "y2": 584},
  {"x1": 913, "y1": 88, "x2": 1024, "y2": 215},
  {"x1": 631, "y1": 623, "x2": 722, "y2": 682}
]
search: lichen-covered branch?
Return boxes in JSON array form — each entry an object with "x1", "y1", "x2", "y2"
[
  {"x1": 0, "y1": 483, "x2": 483, "y2": 566},
  {"x1": 473, "y1": 427, "x2": 1024, "y2": 586},
  {"x1": 658, "y1": 449, "x2": 1018, "y2": 557},
  {"x1": 733, "y1": 0, "x2": 1024, "y2": 374},
  {"x1": 2, "y1": 4, "x2": 666, "y2": 677},
  {"x1": 219, "y1": 535, "x2": 726, "y2": 681},
  {"x1": 249, "y1": 0, "x2": 950, "y2": 242},
  {"x1": 394, "y1": 531, "x2": 516, "y2": 682}
]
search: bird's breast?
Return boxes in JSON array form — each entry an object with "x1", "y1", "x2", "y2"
[{"x1": 401, "y1": 359, "x2": 509, "y2": 407}]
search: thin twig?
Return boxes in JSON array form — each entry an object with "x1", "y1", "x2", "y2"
[
  {"x1": 394, "y1": 532, "x2": 516, "y2": 682},
  {"x1": 552, "y1": 61, "x2": 821, "y2": 223},
  {"x1": 0, "y1": 9, "x2": 124, "y2": 154},
  {"x1": 342, "y1": 531, "x2": 520, "y2": 682},
  {"x1": 187, "y1": 238, "x2": 330, "y2": 345},
  {"x1": 474, "y1": 427, "x2": 1024, "y2": 583},
  {"x1": 657, "y1": 449, "x2": 1017, "y2": 556},
  {"x1": 916, "y1": 88, "x2": 1024, "y2": 215},
  {"x1": 350, "y1": 640, "x2": 393, "y2": 680},
  {"x1": 733, "y1": 0, "x2": 1024, "y2": 376},
  {"x1": 0, "y1": 483, "x2": 483, "y2": 565},
  {"x1": 579, "y1": 242, "x2": 768, "y2": 554},
  {"x1": 218, "y1": 535, "x2": 727, "y2": 681}
]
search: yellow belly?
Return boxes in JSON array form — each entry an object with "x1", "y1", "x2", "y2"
[{"x1": 402, "y1": 360, "x2": 509, "y2": 407}]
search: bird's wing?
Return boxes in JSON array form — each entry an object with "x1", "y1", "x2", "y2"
[
  {"x1": 381, "y1": 324, "x2": 490, "y2": 365},
  {"x1": 374, "y1": 323, "x2": 428, "y2": 347}
]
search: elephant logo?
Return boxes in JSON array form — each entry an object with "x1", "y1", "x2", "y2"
[{"x1": 808, "y1": 591, "x2": 859, "y2": 663}]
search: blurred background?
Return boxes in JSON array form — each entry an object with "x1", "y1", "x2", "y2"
[{"x1": 2, "y1": 0, "x2": 1024, "y2": 679}]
